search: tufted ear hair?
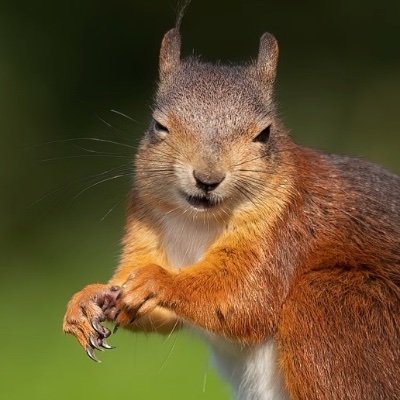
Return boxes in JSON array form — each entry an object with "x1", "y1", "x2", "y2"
[
  {"x1": 257, "y1": 32, "x2": 279, "y2": 84},
  {"x1": 159, "y1": 28, "x2": 181, "y2": 80}
]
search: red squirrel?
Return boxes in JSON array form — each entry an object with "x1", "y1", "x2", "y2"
[{"x1": 63, "y1": 20, "x2": 400, "y2": 400}]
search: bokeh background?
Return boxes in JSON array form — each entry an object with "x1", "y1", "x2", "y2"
[{"x1": 1, "y1": 0, "x2": 399, "y2": 399}]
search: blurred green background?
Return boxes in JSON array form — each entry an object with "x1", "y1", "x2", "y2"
[{"x1": 1, "y1": 0, "x2": 399, "y2": 399}]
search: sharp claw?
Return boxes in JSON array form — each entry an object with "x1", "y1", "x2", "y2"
[
  {"x1": 113, "y1": 323, "x2": 120, "y2": 334},
  {"x1": 89, "y1": 336, "x2": 104, "y2": 351},
  {"x1": 103, "y1": 326, "x2": 111, "y2": 338},
  {"x1": 86, "y1": 346, "x2": 101, "y2": 363},
  {"x1": 100, "y1": 339, "x2": 115, "y2": 350},
  {"x1": 91, "y1": 318, "x2": 104, "y2": 336}
]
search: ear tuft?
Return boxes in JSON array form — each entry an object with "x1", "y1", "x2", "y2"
[
  {"x1": 159, "y1": 28, "x2": 181, "y2": 80},
  {"x1": 257, "y1": 32, "x2": 279, "y2": 84}
]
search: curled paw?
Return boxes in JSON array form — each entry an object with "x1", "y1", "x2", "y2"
[
  {"x1": 63, "y1": 284, "x2": 121, "y2": 362},
  {"x1": 105, "y1": 265, "x2": 173, "y2": 328}
]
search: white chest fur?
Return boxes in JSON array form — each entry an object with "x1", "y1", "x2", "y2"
[
  {"x1": 160, "y1": 213, "x2": 288, "y2": 400},
  {"x1": 160, "y1": 213, "x2": 222, "y2": 268}
]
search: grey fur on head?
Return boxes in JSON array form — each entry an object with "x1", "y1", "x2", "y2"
[{"x1": 155, "y1": 3, "x2": 281, "y2": 143}]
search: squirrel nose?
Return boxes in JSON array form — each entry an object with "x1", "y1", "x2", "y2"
[{"x1": 193, "y1": 170, "x2": 225, "y2": 192}]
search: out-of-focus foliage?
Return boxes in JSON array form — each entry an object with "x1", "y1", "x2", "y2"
[{"x1": 1, "y1": 1, "x2": 399, "y2": 399}]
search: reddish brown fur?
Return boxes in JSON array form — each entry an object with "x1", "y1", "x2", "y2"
[{"x1": 63, "y1": 24, "x2": 400, "y2": 399}]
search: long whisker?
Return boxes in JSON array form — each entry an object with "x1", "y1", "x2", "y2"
[
  {"x1": 72, "y1": 174, "x2": 128, "y2": 200},
  {"x1": 31, "y1": 137, "x2": 136, "y2": 150},
  {"x1": 158, "y1": 327, "x2": 179, "y2": 374},
  {"x1": 41, "y1": 154, "x2": 128, "y2": 162},
  {"x1": 99, "y1": 197, "x2": 126, "y2": 222},
  {"x1": 135, "y1": 168, "x2": 176, "y2": 173},
  {"x1": 231, "y1": 182, "x2": 258, "y2": 208},
  {"x1": 236, "y1": 174, "x2": 268, "y2": 187},
  {"x1": 110, "y1": 109, "x2": 137, "y2": 123},
  {"x1": 29, "y1": 164, "x2": 132, "y2": 207},
  {"x1": 70, "y1": 144, "x2": 129, "y2": 156},
  {"x1": 95, "y1": 113, "x2": 114, "y2": 128}
]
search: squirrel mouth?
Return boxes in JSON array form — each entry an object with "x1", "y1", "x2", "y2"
[{"x1": 181, "y1": 192, "x2": 217, "y2": 210}]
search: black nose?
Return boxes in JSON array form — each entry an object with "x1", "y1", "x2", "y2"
[{"x1": 193, "y1": 170, "x2": 225, "y2": 192}]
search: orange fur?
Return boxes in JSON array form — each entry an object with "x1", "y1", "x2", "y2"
[{"x1": 63, "y1": 25, "x2": 400, "y2": 398}]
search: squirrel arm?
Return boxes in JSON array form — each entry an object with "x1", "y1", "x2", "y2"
[{"x1": 116, "y1": 227, "x2": 287, "y2": 345}]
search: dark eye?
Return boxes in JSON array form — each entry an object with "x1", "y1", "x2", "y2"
[
  {"x1": 154, "y1": 120, "x2": 169, "y2": 134},
  {"x1": 253, "y1": 125, "x2": 271, "y2": 143}
]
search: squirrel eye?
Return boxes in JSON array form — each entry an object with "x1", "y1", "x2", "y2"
[
  {"x1": 154, "y1": 120, "x2": 169, "y2": 134},
  {"x1": 253, "y1": 125, "x2": 271, "y2": 143}
]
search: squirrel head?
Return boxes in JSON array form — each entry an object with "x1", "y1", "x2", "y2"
[{"x1": 134, "y1": 29, "x2": 294, "y2": 219}]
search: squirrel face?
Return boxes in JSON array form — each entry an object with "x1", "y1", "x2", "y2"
[{"x1": 135, "y1": 30, "x2": 291, "y2": 218}]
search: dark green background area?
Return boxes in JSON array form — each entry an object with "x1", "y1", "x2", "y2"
[{"x1": 1, "y1": 1, "x2": 399, "y2": 399}]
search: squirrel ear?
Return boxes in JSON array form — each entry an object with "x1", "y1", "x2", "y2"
[
  {"x1": 257, "y1": 32, "x2": 279, "y2": 84},
  {"x1": 159, "y1": 28, "x2": 181, "y2": 80}
]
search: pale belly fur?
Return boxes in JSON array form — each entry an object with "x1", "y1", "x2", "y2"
[{"x1": 160, "y1": 213, "x2": 289, "y2": 400}]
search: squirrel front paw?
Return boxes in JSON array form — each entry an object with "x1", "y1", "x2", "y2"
[
  {"x1": 63, "y1": 284, "x2": 121, "y2": 362},
  {"x1": 108, "y1": 265, "x2": 173, "y2": 328}
]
